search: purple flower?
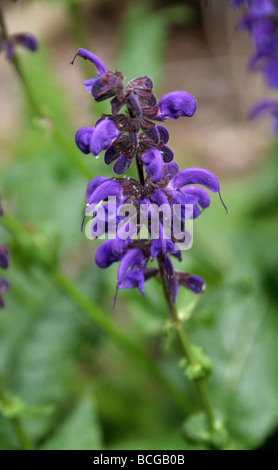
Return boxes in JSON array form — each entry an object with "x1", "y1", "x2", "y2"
[
  {"x1": 156, "y1": 91, "x2": 197, "y2": 120},
  {"x1": 75, "y1": 127, "x2": 94, "y2": 154},
  {"x1": 168, "y1": 168, "x2": 220, "y2": 193},
  {"x1": 87, "y1": 178, "x2": 123, "y2": 205},
  {"x1": 175, "y1": 272, "x2": 206, "y2": 294},
  {"x1": 75, "y1": 120, "x2": 121, "y2": 156},
  {"x1": 0, "y1": 32, "x2": 38, "y2": 60},
  {"x1": 116, "y1": 249, "x2": 147, "y2": 296},
  {"x1": 90, "y1": 120, "x2": 121, "y2": 156},
  {"x1": 95, "y1": 240, "x2": 122, "y2": 268},
  {"x1": 71, "y1": 48, "x2": 107, "y2": 76},
  {"x1": 141, "y1": 148, "x2": 164, "y2": 183}
]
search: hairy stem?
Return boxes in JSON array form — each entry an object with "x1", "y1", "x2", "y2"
[
  {"x1": 158, "y1": 262, "x2": 215, "y2": 431},
  {"x1": 0, "y1": 377, "x2": 34, "y2": 450}
]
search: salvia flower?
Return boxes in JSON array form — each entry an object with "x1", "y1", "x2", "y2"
[
  {"x1": 73, "y1": 50, "x2": 225, "y2": 303},
  {"x1": 233, "y1": 0, "x2": 278, "y2": 132}
]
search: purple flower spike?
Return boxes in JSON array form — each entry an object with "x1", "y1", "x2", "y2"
[
  {"x1": 71, "y1": 48, "x2": 107, "y2": 76},
  {"x1": 95, "y1": 240, "x2": 122, "y2": 268},
  {"x1": 141, "y1": 148, "x2": 163, "y2": 183},
  {"x1": 169, "y1": 168, "x2": 220, "y2": 193},
  {"x1": 157, "y1": 91, "x2": 197, "y2": 120},
  {"x1": 75, "y1": 126, "x2": 94, "y2": 154},
  {"x1": 90, "y1": 120, "x2": 121, "y2": 156}
]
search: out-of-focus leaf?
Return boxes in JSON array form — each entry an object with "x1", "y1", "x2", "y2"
[
  {"x1": 41, "y1": 398, "x2": 102, "y2": 450},
  {"x1": 189, "y1": 268, "x2": 278, "y2": 449},
  {"x1": 117, "y1": 2, "x2": 194, "y2": 84}
]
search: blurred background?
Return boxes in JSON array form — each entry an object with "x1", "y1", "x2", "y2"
[{"x1": 0, "y1": 0, "x2": 278, "y2": 450}]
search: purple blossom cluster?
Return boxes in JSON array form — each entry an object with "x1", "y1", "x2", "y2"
[
  {"x1": 232, "y1": 0, "x2": 278, "y2": 131},
  {"x1": 73, "y1": 49, "x2": 224, "y2": 303},
  {"x1": 0, "y1": 201, "x2": 10, "y2": 309}
]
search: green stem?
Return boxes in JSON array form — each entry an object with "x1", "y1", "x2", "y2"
[
  {"x1": 0, "y1": 377, "x2": 34, "y2": 450},
  {"x1": 1, "y1": 213, "x2": 190, "y2": 414},
  {"x1": 0, "y1": 7, "x2": 93, "y2": 180},
  {"x1": 158, "y1": 261, "x2": 215, "y2": 431}
]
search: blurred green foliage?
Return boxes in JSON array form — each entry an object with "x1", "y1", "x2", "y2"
[{"x1": 1, "y1": 0, "x2": 278, "y2": 450}]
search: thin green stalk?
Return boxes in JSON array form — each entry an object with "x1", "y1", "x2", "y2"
[
  {"x1": 0, "y1": 7, "x2": 93, "y2": 180},
  {"x1": 159, "y1": 262, "x2": 215, "y2": 431},
  {"x1": 0, "y1": 377, "x2": 34, "y2": 450},
  {"x1": 1, "y1": 213, "x2": 190, "y2": 414}
]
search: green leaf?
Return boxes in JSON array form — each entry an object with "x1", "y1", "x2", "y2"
[
  {"x1": 190, "y1": 271, "x2": 278, "y2": 449},
  {"x1": 41, "y1": 398, "x2": 102, "y2": 450}
]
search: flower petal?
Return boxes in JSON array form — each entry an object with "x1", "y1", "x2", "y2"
[
  {"x1": 164, "y1": 162, "x2": 179, "y2": 178},
  {"x1": 181, "y1": 186, "x2": 211, "y2": 209},
  {"x1": 157, "y1": 91, "x2": 197, "y2": 120},
  {"x1": 88, "y1": 179, "x2": 123, "y2": 204},
  {"x1": 161, "y1": 145, "x2": 174, "y2": 163},
  {"x1": 83, "y1": 78, "x2": 98, "y2": 94},
  {"x1": 117, "y1": 249, "x2": 146, "y2": 295},
  {"x1": 71, "y1": 48, "x2": 107, "y2": 76},
  {"x1": 90, "y1": 120, "x2": 121, "y2": 156},
  {"x1": 169, "y1": 168, "x2": 220, "y2": 193},
  {"x1": 141, "y1": 148, "x2": 163, "y2": 183},
  {"x1": 113, "y1": 155, "x2": 129, "y2": 174},
  {"x1": 75, "y1": 126, "x2": 94, "y2": 154},
  {"x1": 95, "y1": 240, "x2": 122, "y2": 268},
  {"x1": 86, "y1": 176, "x2": 108, "y2": 201},
  {"x1": 157, "y1": 125, "x2": 169, "y2": 143},
  {"x1": 12, "y1": 33, "x2": 38, "y2": 52},
  {"x1": 176, "y1": 272, "x2": 206, "y2": 294}
]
